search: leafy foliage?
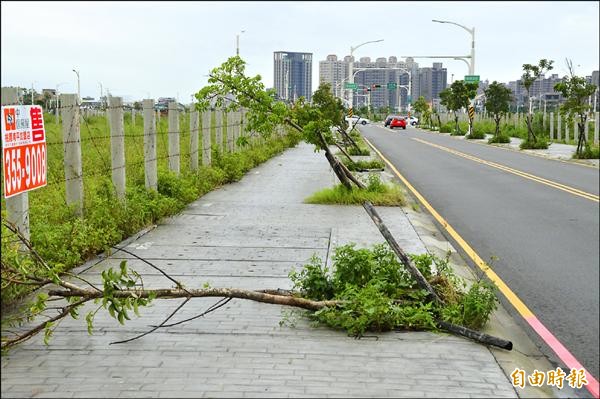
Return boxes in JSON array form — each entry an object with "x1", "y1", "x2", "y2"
[
  {"x1": 521, "y1": 59, "x2": 554, "y2": 143},
  {"x1": 342, "y1": 159, "x2": 384, "y2": 171},
  {"x1": 289, "y1": 244, "x2": 498, "y2": 337},
  {"x1": 439, "y1": 81, "x2": 478, "y2": 134},
  {"x1": 484, "y1": 81, "x2": 513, "y2": 139},
  {"x1": 554, "y1": 65, "x2": 597, "y2": 157}
]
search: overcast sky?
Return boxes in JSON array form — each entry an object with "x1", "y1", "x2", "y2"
[{"x1": 1, "y1": 1, "x2": 598, "y2": 103}]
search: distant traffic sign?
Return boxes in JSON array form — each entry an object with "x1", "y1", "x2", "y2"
[
  {"x1": 464, "y1": 75, "x2": 480, "y2": 83},
  {"x1": 387, "y1": 82, "x2": 397, "y2": 90},
  {"x1": 345, "y1": 82, "x2": 357, "y2": 89},
  {"x1": 407, "y1": 95, "x2": 412, "y2": 103}
]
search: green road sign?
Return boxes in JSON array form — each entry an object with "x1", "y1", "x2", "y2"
[
  {"x1": 464, "y1": 75, "x2": 480, "y2": 83},
  {"x1": 344, "y1": 82, "x2": 357, "y2": 89},
  {"x1": 387, "y1": 82, "x2": 397, "y2": 89}
]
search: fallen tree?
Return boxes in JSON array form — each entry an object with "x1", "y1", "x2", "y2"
[{"x1": 1, "y1": 217, "x2": 511, "y2": 352}]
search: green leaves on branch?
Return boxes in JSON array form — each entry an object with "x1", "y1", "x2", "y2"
[
  {"x1": 289, "y1": 244, "x2": 498, "y2": 337},
  {"x1": 98, "y1": 261, "x2": 154, "y2": 327}
]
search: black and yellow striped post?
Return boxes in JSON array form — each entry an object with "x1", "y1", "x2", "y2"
[
  {"x1": 348, "y1": 108, "x2": 353, "y2": 118},
  {"x1": 468, "y1": 106, "x2": 475, "y2": 121}
]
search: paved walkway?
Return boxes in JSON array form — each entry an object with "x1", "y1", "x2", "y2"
[{"x1": 1, "y1": 143, "x2": 518, "y2": 398}]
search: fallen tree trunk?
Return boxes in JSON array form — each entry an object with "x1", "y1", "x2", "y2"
[
  {"x1": 362, "y1": 201, "x2": 444, "y2": 305},
  {"x1": 47, "y1": 287, "x2": 341, "y2": 311}
]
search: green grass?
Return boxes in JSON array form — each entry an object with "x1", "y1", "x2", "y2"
[
  {"x1": 304, "y1": 175, "x2": 405, "y2": 206},
  {"x1": 342, "y1": 159, "x2": 385, "y2": 171}
]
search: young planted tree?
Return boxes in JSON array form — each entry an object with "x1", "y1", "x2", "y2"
[
  {"x1": 194, "y1": 56, "x2": 364, "y2": 190},
  {"x1": 554, "y1": 60, "x2": 598, "y2": 158},
  {"x1": 484, "y1": 81, "x2": 513, "y2": 143},
  {"x1": 520, "y1": 59, "x2": 554, "y2": 147},
  {"x1": 439, "y1": 81, "x2": 478, "y2": 135},
  {"x1": 412, "y1": 96, "x2": 429, "y2": 124}
]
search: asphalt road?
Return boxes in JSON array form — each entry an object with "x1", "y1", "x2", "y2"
[{"x1": 359, "y1": 123, "x2": 600, "y2": 386}]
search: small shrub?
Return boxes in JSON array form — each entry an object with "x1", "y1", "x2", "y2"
[
  {"x1": 465, "y1": 131, "x2": 486, "y2": 140},
  {"x1": 573, "y1": 143, "x2": 600, "y2": 159},
  {"x1": 348, "y1": 146, "x2": 370, "y2": 156},
  {"x1": 440, "y1": 123, "x2": 453, "y2": 133},
  {"x1": 288, "y1": 244, "x2": 499, "y2": 337},
  {"x1": 488, "y1": 135, "x2": 511, "y2": 144},
  {"x1": 520, "y1": 138, "x2": 549, "y2": 150}
]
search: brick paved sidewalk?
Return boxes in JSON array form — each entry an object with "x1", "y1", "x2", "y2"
[{"x1": 1, "y1": 143, "x2": 517, "y2": 398}]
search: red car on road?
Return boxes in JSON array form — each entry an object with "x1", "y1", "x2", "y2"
[{"x1": 389, "y1": 117, "x2": 407, "y2": 130}]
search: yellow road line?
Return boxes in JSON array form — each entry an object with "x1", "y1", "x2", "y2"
[
  {"x1": 412, "y1": 137, "x2": 599, "y2": 203},
  {"x1": 415, "y1": 127, "x2": 599, "y2": 170},
  {"x1": 363, "y1": 136, "x2": 534, "y2": 317}
]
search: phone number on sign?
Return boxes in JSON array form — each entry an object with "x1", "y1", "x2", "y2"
[{"x1": 3, "y1": 143, "x2": 47, "y2": 198}]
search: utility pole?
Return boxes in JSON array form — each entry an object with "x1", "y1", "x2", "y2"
[
  {"x1": 348, "y1": 39, "x2": 384, "y2": 115},
  {"x1": 236, "y1": 30, "x2": 245, "y2": 56}
]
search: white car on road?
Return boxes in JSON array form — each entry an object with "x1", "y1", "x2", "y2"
[{"x1": 345, "y1": 116, "x2": 370, "y2": 125}]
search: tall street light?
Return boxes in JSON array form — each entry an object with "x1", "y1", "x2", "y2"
[
  {"x1": 72, "y1": 68, "x2": 80, "y2": 103},
  {"x1": 348, "y1": 39, "x2": 384, "y2": 115},
  {"x1": 432, "y1": 19, "x2": 475, "y2": 75},
  {"x1": 236, "y1": 30, "x2": 245, "y2": 56}
]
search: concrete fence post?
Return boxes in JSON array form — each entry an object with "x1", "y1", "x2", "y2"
[
  {"x1": 131, "y1": 108, "x2": 136, "y2": 126},
  {"x1": 143, "y1": 99, "x2": 157, "y2": 190},
  {"x1": 214, "y1": 109, "x2": 223, "y2": 152},
  {"x1": 190, "y1": 110, "x2": 199, "y2": 171},
  {"x1": 549, "y1": 112, "x2": 554, "y2": 140},
  {"x1": 226, "y1": 111, "x2": 234, "y2": 153},
  {"x1": 60, "y1": 94, "x2": 83, "y2": 216},
  {"x1": 202, "y1": 110, "x2": 211, "y2": 166},
  {"x1": 108, "y1": 96, "x2": 126, "y2": 200},
  {"x1": 584, "y1": 119, "x2": 589, "y2": 142},
  {"x1": 557, "y1": 113, "x2": 562, "y2": 141},
  {"x1": 168, "y1": 102, "x2": 180, "y2": 176},
  {"x1": 573, "y1": 120, "x2": 578, "y2": 143},
  {"x1": 1, "y1": 87, "x2": 30, "y2": 241},
  {"x1": 595, "y1": 112, "x2": 599, "y2": 145},
  {"x1": 565, "y1": 119, "x2": 569, "y2": 142}
]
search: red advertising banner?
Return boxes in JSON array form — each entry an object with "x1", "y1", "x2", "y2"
[{"x1": 2, "y1": 105, "x2": 47, "y2": 198}]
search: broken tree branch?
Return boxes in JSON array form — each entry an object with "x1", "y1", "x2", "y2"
[{"x1": 362, "y1": 201, "x2": 444, "y2": 305}]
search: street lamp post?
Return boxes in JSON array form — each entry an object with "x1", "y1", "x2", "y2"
[
  {"x1": 432, "y1": 19, "x2": 475, "y2": 75},
  {"x1": 72, "y1": 68, "x2": 80, "y2": 103},
  {"x1": 55, "y1": 82, "x2": 67, "y2": 123},
  {"x1": 236, "y1": 30, "x2": 245, "y2": 56},
  {"x1": 348, "y1": 39, "x2": 384, "y2": 114}
]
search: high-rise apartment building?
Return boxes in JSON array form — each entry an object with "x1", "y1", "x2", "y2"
[
  {"x1": 418, "y1": 63, "x2": 447, "y2": 103},
  {"x1": 319, "y1": 54, "x2": 348, "y2": 98},
  {"x1": 273, "y1": 51, "x2": 313, "y2": 102}
]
